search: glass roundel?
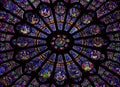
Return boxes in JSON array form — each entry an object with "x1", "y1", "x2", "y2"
[{"x1": 0, "y1": 0, "x2": 120, "y2": 87}]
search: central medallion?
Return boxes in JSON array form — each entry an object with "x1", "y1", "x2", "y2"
[
  {"x1": 47, "y1": 31, "x2": 74, "y2": 53},
  {"x1": 51, "y1": 35, "x2": 70, "y2": 50}
]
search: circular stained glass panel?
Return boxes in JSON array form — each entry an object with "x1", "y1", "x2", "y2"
[{"x1": 0, "y1": 0, "x2": 120, "y2": 87}]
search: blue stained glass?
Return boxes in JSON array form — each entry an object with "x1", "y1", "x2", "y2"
[
  {"x1": 64, "y1": 54, "x2": 72, "y2": 62},
  {"x1": 0, "y1": 0, "x2": 120, "y2": 86},
  {"x1": 69, "y1": 27, "x2": 78, "y2": 34}
]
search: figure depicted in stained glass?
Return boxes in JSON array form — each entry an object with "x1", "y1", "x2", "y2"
[
  {"x1": 81, "y1": 14, "x2": 93, "y2": 24},
  {"x1": 55, "y1": 2, "x2": 66, "y2": 15},
  {"x1": 91, "y1": 25, "x2": 100, "y2": 35},
  {"x1": 90, "y1": 50, "x2": 101, "y2": 60},
  {"x1": 39, "y1": 69, "x2": 51, "y2": 80},
  {"x1": 16, "y1": 38, "x2": 28, "y2": 47},
  {"x1": 18, "y1": 50, "x2": 30, "y2": 60},
  {"x1": 69, "y1": 5, "x2": 80, "y2": 17},
  {"x1": 55, "y1": 71, "x2": 66, "y2": 82},
  {"x1": 69, "y1": 65, "x2": 81, "y2": 79},
  {"x1": 29, "y1": 15, "x2": 39, "y2": 24},
  {"x1": 40, "y1": 5, "x2": 51, "y2": 17},
  {"x1": 19, "y1": 25, "x2": 31, "y2": 34},
  {"x1": 92, "y1": 37, "x2": 104, "y2": 47},
  {"x1": 109, "y1": 76, "x2": 119, "y2": 86},
  {"x1": 82, "y1": 61, "x2": 93, "y2": 71}
]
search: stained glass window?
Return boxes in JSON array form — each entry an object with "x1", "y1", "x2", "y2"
[{"x1": 0, "y1": 0, "x2": 120, "y2": 87}]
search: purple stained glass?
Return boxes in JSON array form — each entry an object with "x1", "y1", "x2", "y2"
[{"x1": 0, "y1": 0, "x2": 120, "y2": 86}]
